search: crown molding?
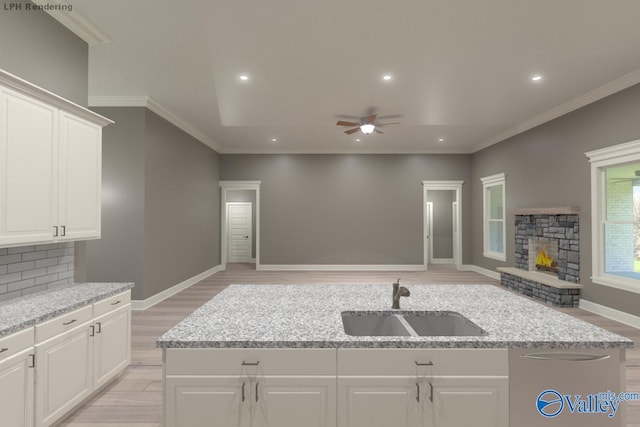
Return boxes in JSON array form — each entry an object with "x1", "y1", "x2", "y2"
[
  {"x1": 472, "y1": 68, "x2": 640, "y2": 153},
  {"x1": 31, "y1": 0, "x2": 111, "y2": 45},
  {"x1": 89, "y1": 96, "x2": 222, "y2": 152},
  {"x1": 218, "y1": 146, "x2": 471, "y2": 155}
]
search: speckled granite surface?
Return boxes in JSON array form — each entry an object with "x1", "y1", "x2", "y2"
[
  {"x1": 157, "y1": 284, "x2": 633, "y2": 349},
  {"x1": 0, "y1": 282, "x2": 134, "y2": 338}
]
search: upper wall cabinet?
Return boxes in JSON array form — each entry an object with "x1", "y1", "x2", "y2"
[{"x1": 0, "y1": 69, "x2": 112, "y2": 248}]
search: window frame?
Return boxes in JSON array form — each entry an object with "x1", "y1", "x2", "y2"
[
  {"x1": 481, "y1": 173, "x2": 506, "y2": 262},
  {"x1": 586, "y1": 139, "x2": 640, "y2": 294}
]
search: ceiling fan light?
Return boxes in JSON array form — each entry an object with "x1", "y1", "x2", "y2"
[{"x1": 360, "y1": 124, "x2": 375, "y2": 134}]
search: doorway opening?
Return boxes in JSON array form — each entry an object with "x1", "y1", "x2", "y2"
[
  {"x1": 422, "y1": 181, "x2": 463, "y2": 270},
  {"x1": 220, "y1": 181, "x2": 261, "y2": 270}
]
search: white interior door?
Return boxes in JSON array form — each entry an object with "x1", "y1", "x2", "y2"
[
  {"x1": 425, "y1": 202, "x2": 433, "y2": 265},
  {"x1": 227, "y1": 202, "x2": 252, "y2": 263}
]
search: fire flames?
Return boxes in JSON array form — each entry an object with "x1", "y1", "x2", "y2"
[{"x1": 536, "y1": 249, "x2": 553, "y2": 267}]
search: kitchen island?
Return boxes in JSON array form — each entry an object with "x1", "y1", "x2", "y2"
[{"x1": 158, "y1": 284, "x2": 633, "y2": 427}]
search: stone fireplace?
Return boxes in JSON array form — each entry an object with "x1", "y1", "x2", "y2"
[{"x1": 499, "y1": 208, "x2": 582, "y2": 307}]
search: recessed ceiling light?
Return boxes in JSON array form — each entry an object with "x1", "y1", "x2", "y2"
[
  {"x1": 438, "y1": 138, "x2": 445, "y2": 143},
  {"x1": 355, "y1": 138, "x2": 361, "y2": 142},
  {"x1": 383, "y1": 75, "x2": 392, "y2": 81},
  {"x1": 271, "y1": 138, "x2": 277, "y2": 142},
  {"x1": 531, "y1": 75, "x2": 542, "y2": 82},
  {"x1": 239, "y1": 75, "x2": 249, "y2": 81}
]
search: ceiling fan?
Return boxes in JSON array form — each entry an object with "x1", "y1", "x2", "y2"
[{"x1": 336, "y1": 114, "x2": 401, "y2": 135}]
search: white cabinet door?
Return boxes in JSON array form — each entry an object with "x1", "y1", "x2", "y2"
[
  {"x1": 253, "y1": 377, "x2": 336, "y2": 427},
  {"x1": 338, "y1": 378, "x2": 422, "y2": 427},
  {"x1": 93, "y1": 304, "x2": 131, "y2": 389},
  {"x1": 35, "y1": 322, "x2": 93, "y2": 427},
  {"x1": 431, "y1": 377, "x2": 508, "y2": 427},
  {"x1": 0, "y1": 87, "x2": 58, "y2": 246},
  {"x1": 165, "y1": 376, "x2": 251, "y2": 427},
  {"x1": 0, "y1": 348, "x2": 34, "y2": 427},
  {"x1": 58, "y1": 111, "x2": 102, "y2": 241}
]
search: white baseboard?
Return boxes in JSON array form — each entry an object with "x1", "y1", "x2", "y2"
[
  {"x1": 579, "y1": 299, "x2": 640, "y2": 329},
  {"x1": 258, "y1": 264, "x2": 426, "y2": 272},
  {"x1": 458, "y1": 264, "x2": 501, "y2": 280},
  {"x1": 132, "y1": 265, "x2": 223, "y2": 311},
  {"x1": 430, "y1": 258, "x2": 454, "y2": 265}
]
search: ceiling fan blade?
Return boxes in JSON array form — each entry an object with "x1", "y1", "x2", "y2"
[
  {"x1": 366, "y1": 114, "x2": 377, "y2": 124},
  {"x1": 336, "y1": 120, "x2": 360, "y2": 127},
  {"x1": 344, "y1": 128, "x2": 360, "y2": 135},
  {"x1": 374, "y1": 128, "x2": 384, "y2": 134},
  {"x1": 376, "y1": 122, "x2": 401, "y2": 126}
]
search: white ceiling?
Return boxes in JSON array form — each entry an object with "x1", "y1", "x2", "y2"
[{"x1": 68, "y1": 0, "x2": 640, "y2": 154}]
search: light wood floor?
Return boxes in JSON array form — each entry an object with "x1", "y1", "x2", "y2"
[{"x1": 59, "y1": 263, "x2": 640, "y2": 426}]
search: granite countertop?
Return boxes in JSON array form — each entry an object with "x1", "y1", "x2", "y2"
[
  {"x1": 157, "y1": 284, "x2": 633, "y2": 349},
  {"x1": 0, "y1": 282, "x2": 134, "y2": 338}
]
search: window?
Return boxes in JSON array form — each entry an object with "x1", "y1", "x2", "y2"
[
  {"x1": 481, "y1": 173, "x2": 506, "y2": 262},
  {"x1": 587, "y1": 139, "x2": 640, "y2": 294}
]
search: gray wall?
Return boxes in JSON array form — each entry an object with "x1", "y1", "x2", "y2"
[
  {"x1": 0, "y1": 1, "x2": 88, "y2": 301},
  {"x1": 471, "y1": 82, "x2": 640, "y2": 316},
  {"x1": 143, "y1": 110, "x2": 220, "y2": 300},
  {"x1": 85, "y1": 107, "x2": 146, "y2": 298},
  {"x1": 220, "y1": 154, "x2": 471, "y2": 265},
  {"x1": 85, "y1": 108, "x2": 220, "y2": 301},
  {"x1": 427, "y1": 190, "x2": 454, "y2": 259},
  {"x1": 0, "y1": 0, "x2": 88, "y2": 106},
  {"x1": 226, "y1": 190, "x2": 257, "y2": 259}
]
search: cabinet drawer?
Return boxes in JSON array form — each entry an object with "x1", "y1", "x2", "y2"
[
  {"x1": 0, "y1": 328, "x2": 34, "y2": 362},
  {"x1": 93, "y1": 291, "x2": 131, "y2": 317},
  {"x1": 165, "y1": 348, "x2": 336, "y2": 376},
  {"x1": 338, "y1": 348, "x2": 508, "y2": 376},
  {"x1": 35, "y1": 305, "x2": 93, "y2": 343}
]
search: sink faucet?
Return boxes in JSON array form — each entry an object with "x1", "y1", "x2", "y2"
[{"x1": 392, "y1": 278, "x2": 410, "y2": 309}]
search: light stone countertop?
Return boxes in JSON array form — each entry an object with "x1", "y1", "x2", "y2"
[
  {"x1": 0, "y1": 282, "x2": 134, "y2": 338},
  {"x1": 157, "y1": 284, "x2": 633, "y2": 349}
]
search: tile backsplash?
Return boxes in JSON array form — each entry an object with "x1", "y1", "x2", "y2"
[{"x1": 0, "y1": 243, "x2": 74, "y2": 302}]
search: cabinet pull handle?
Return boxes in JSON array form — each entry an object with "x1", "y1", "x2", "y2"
[
  {"x1": 53, "y1": 226, "x2": 59, "y2": 237},
  {"x1": 256, "y1": 382, "x2": 259, "y2": 402},
  {"x1": 241, "y1": 361, "x2": 260, "y2": 366},
  {"x1": 416, "y1": 382, "x2": 420, "y2": 402},
  {"x1": 523, "y1": 352, "x2": 610, "y2": 362},
  {"x1": 28, "y1": 354, "x2": 35, "y2": 368},
  {"x1": 90, "y1": 325, "x2": 95, "y2": 337},
  {"x1": 110, "y1": 300, "x2": 122, "y2": 306},
  {"x1": 241, "y1": 382, "x2": 245, "y2": 402},
  {"x1": 96, "y1": 322, "x2": 102, "y2": 334},
  {"x1": 415, "y1": 361, "x2": 434, "y2": 366},
  {"x1": 62, "y1": 319, "x2": 77, "y2": 326},
  {"x1": 61, "y1": 225, "x2": 66, "y2": 236},
  {"x1": 429, "y1": 382, "x2": 433, "y2": 403},
  {"x1": 0, "y1": 348, "x2": 8, "y2": 354}
]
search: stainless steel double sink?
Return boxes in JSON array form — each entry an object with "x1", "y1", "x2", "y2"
[{"x1": 342, "y1": 311, "x2": 487, "y2": 337}]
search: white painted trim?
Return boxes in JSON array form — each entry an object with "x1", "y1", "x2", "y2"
[
  {"x1": 220, "y1": 181, "x2": 261, "y2": 270},
  {"x1": 458, "y1": 264, "x2": 501, "y2": 281},
  {"x1": 422, "y1": 181, "x2": 464, "y2": 271},
  {"x1": 473, "y1": 68, "x2": 640, "y2": 153},
  {"x1": 482, "y1": 173, "x2": 506, "y2": 263},
  {"x1": 220, "y1": 146, "x2": 472, "y2": 155},
  {"x1": 0, "y1": 69, "x2": 113, "y2": 126},
  {"x1": 258, "y1": 264, "x2": 426, "y2": 272},
  {"x1": 430, "y1": 258, "x2": 454, "y2": 265},
  {"x1": 131, "y1": 265, "x2": 223, "y2": 311},
  {"x1": 586, "y1": 139, "x2": 640, "y2": 294},
  {"x1": 579, "y1": 299, "x2": 640, "y2": 329},
  {"x1": 31, "y1": 0, "x2": 112, "y2": 45},
  {"x1": 88, "y1": 96, "x2": 222, "y2": 152}
]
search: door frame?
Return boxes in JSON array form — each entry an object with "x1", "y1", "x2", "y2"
[
  {"x1": 220, "y1": 181, "x2": 261, "y2": 270},
  {"x1": 226, "y1": 202, "x2": 253, "y2": 263},
  {"x1": 422, "y1": 181, "x2": 463, "y2": 270}
]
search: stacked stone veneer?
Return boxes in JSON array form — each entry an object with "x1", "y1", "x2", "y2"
[
  {"x1": 515, "y1": 214, "x2": 580, "y2": 282},
  {"x1": 500, "y1": 213, "x2": 581, "y2": 308}
]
